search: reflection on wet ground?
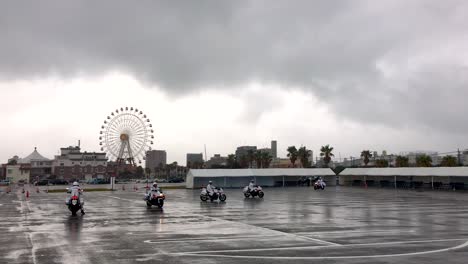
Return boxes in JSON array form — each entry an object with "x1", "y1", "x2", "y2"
[{"x1": 1, "y1": 186, "x2": 468, "y2": 263}]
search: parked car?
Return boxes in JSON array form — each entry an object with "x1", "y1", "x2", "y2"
[
  {"x1": 34, "y1": 179, "x2": 50, "y2": 186},
  {"x1": 87, "y1": 178, "x2": 109, "y2": 184},
  {"x1": 49, "y1": 179, "x2": 69, "y2": 185},
  {"x1": 168, "y1": 178, "x2": 184, "y2": 183},
  {"x1": 0, "y1": 180, "x2": 10, "y2": 186}
]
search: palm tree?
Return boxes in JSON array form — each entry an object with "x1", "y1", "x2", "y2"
[
  {"x1": 238, "y1": 154, "x2": 248, "y2": 168},
  {"x1": 320, "y1": 145, "x2": 334, "y2": 167},
  {"x1": 360, "y1": 150, "x2": 372, "y2": 167},
  {"x1": 254, "y1": 150, "x2": 263, "y2": 168},
  {"x1": 144, "y1": 167, "x2": 151, "y2": 179},
  {"x1": 226, "y1": 154, "x2": 236, "y2": 169},
  {"x1": 395, "y1": 156, "x2": 409, "y2": 167},
  {"x1": 247, "y1": 149, "x2": 255, "y2": 168},
  {"x1": 287, "y1": 146, "x2": 298, "y2": 168},
  {"x1": 440, "y1": 155, "x2": 457, "y2": 167},
  {"x1": 261, "y1": 151, "x2": 272, "y2": 168},
  {"x1": 416, "y1": 155, "x2": 432, "y2": 167},
  {"x1": 298, "y1": 146, "x2": 311, "y2": 168}
]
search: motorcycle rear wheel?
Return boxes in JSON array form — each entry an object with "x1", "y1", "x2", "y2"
[{"x1": 200, "y1": 195, "x2": 208, "y2": 201}]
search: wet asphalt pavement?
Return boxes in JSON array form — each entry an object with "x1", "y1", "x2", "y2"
[{"x1": 1, "y1": 186, "x2": 468, "y2": 264}]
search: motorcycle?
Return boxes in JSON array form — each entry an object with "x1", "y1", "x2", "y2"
[
  {"x1": 243, "y1": 185, "x2": 264, "y2": 198},
  {"x1": 145, "y1": 189, "x2": 165, "y2": 208},
  {"x1": 200, "y1": 187, "x2": 227, "y2": 202},
  {"x1": 66, "y1": 188, "x2": 84, "y2": 216},
  {"x1": 314, "y1": 181, "x2": 326, "y2": 190}
]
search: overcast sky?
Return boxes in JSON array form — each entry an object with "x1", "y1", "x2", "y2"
[{"x1": 1, "y1": 0, "x2": 468, "y2": 165}]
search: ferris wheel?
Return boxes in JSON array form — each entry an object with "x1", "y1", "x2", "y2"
[{"x1": 99, "y1": 107, "x2": 154, "y2": 165}]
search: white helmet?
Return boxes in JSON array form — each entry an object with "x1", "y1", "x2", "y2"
[
  {"x1": 72, "y1": 181, "x2": 79, "y2": 186},
  {"x1": 152, "y1": 182, "x2": 158, "y2": 188},
  {"x1": 208, "y1": 181, "x2": 212, "y2": 184}
]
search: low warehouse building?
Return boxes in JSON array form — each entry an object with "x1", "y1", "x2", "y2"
[
  {"x1": 186, "y1": 168, "x2": 336, "y2": 189},
  {"x1": 339, "y1": 167, "x2": 468, "y2": 190}
]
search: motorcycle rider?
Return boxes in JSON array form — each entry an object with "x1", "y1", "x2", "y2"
[
  {"x1": 316, "y1": 177, "x2": 326, "y2": 188},
  {"x1": 248, "y1": 179, "x2": 256, "y2": 192},
  {"x1": 206, "y1": 181, "x2": 216, "y2": 197},
  {"x1": 67, "y1": 181, "x2": 85, "y2": 214},
  {"x1": 146, "y1": 182, "x2": 161, "y2": 200}
]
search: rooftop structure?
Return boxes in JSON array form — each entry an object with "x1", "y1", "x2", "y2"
[{"x1": 186, "y1": 168, "x2": 336, "y2": 188}]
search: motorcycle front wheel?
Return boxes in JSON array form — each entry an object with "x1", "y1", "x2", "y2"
[
  {"x1": 219, "y1": 194, "x2": 227, "y2": 202},
  {"x1": 157, "y1": 199, "x2": 164, "y2": 208},
  {"x1": 244, "y1": 192, "x2": 250, "y2": 198},
  {"x1": 258, "y1": 191, "x2": 264, "y2": 198}
]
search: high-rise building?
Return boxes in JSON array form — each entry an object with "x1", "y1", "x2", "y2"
[
  {"x1": 187, "y1": 153, "x2": 204, "y2": 167},
  {"x1": 271, "y1": 140, "x2": 277, "y2": 158},
  {"x1": 235, "y1": 146, "x2": 257, "y2": 158},
  {"x1": 205, "y1": 154, "x2": 228, "y2": 168},
  {"x1": 145, "y1": 150, "x2": 167, "y2": 170}
]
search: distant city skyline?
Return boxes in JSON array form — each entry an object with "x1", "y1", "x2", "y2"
[{"x1": 2, "y1": 1, "x2": 468, "y2": 165}]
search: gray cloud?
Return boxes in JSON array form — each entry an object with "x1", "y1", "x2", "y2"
[{"x1": 1, "y1": 0, "x2": 468, "y2": 132}]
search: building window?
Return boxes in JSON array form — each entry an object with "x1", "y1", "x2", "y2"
[
  {"x1": 7, "y1": 169, "x2": 12, "y2": 174},
  {"x1": 60, "y1": 163, "x2": 64, "y2": 166},
  {"x1": 60, "y1": 169, "x2": 64, "y2": 174}
]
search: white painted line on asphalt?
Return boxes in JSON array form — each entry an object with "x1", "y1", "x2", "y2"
[
  {"x1": 176, "y1": 240, "x2": 468, "y2": 260},
  {"x1": 98, "y1": 195, "x2": 138, "y2": 203},
  {"x1": 200, "y1": 214, "x2": 341, "y2": 246},
  {"x1": 143, "y1": 234, "x2": 283, "y2": 244},
  {"x1": 27, "y1": 233, "x2": 38, "y2": 264},
  {"x1": 294, "y1": 229, "x2": 416, "y2": 235},
  {"x1": 168, "y1": 238, "x2": 468, "y2": 255}
]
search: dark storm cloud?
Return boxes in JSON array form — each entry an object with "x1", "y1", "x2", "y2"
[{"x1": 1, "y1": 0, "x2": 468, "y2": 132}]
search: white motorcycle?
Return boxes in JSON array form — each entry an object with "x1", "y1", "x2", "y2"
[
  {"x1": 144, "y1": 189, "x2": 165, "y2": 208},
  {"x1": 314, "y1": 180, "x2": 326, "y2": 190},
  {"x1": 200, "y1": 187, "x2": 227, "y2": 202},
  {"x1": 243, "y1": 185, "x2": 264, "y2": 198},
  {"x1": 66, "y1": 188, "x2": 85, "y2": 216}
]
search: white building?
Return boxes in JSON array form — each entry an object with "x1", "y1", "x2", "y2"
[
  {"x1": 5, "y1": 165, "x2": 30, "y2": 184},
  {"x1": 339, "y1": 167, "x2": 468, "y2": 189},
  {"x1": 52, "y1": 146, "x2": 107, "y2": 181},
  {"x1": 186, "y1": 168, "x2": 336, "y2": 188}
]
